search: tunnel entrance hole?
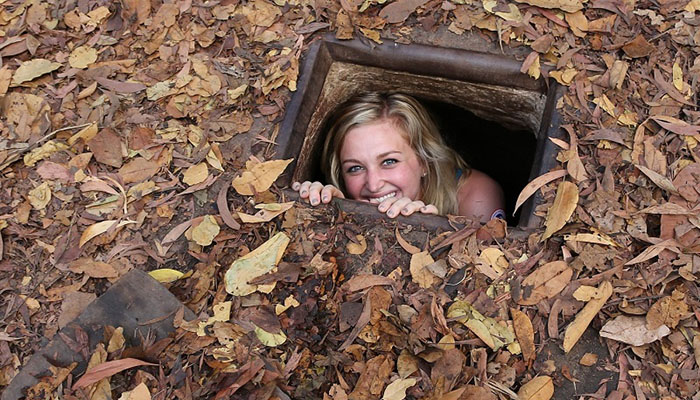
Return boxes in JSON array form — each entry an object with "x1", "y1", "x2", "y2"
[{"x1": 277, "y1": 36, "x2": 564, "y2": 228}]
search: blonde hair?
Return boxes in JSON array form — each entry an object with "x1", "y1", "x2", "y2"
[{"x1": 321, "y1": 92, "x2": 469, "y2": 215}]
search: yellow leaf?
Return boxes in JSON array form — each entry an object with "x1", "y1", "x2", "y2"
[
  {"x1": 563, "y1": 281, "x2": 613, "y2": 352},
  {"x1": 572, "y1": 285, "x2": 603, "y2": 301},
  {"x1": 382, "y1": 378, "x2": 417, "y2": 400},
  {"x1": 107, "y1": 327, "x2": 125, "y2": 353},
  {"x1": 232, "y1": 158, "x2": 293, "y2": 195},
  {"x1": 347, "y1": 234, "x2": 368, "y2": 255},
  {"x1": 527, "y1": 54, "x2": 541, "y2": 79},
  {"x1": 518, "y1": 376, "x2": 554, "y2": 400},
  {"x1": 148, "y1": 268, "x2": 184, "y2": 283},
  {"x1": 206, "y1": 147, "x2": 224, "y2": 172},
  {"x1": 409, "y1": 251, "x2": 437, "y2": 288},
  {"x1": 182, "y1": 162, "x2": 208, "y2": 186},
  {"x1": 11, "y1": 58, "x2": 62, "y2": 86},
  {"x1": 542, "y1": 181, "x2": 578, "y2": 240},
  {"x1": 225, "y1": 232, "x2": 289, "y2": 296},
  {"x1": 466, "y1": 319, "x2": 495, "y2": 349},
  {"x1": 191, "y1": 215, "x2": 219, "y2": 246},
  {"x1": 28, "y1": 182, "x2": 52, "y2": 210},
  {"x1": 275, "y1": 295, "x2": 300, "y2": 315},
  {"x1": 228, "y1": 84, "x2": 248, "y2": 100},
  {"x1": 549, "y1": 67, "x2": 577, "y2": 85},
  {"x1": 117, "y1": 382, "x2": 151, "y2": 400},
  {"x1": 673, "y1": 61, "x2": 684, "y2": 92},
  {"x1": 254, "y1": 325, "x2": 286, "y2": 347},
  {"x1": 24, "y1": 140, "x2": 69, "y2": 167},
  {"x1": 593, "y1": 94, "x2": 616, "y2": 117},
  {"x1": 212, "y1": 301, "x2": 232, "y2": 322},
  {"x1": 79, "y1": 219, "x2": 136, "y2": 247},
  {"x1": 476, "y1": 247, "x2": 508, "y2": 279},
  {"x1": 238, "y1": 201, "x2": 295, "y2": 223},
  {"x1": 68, "y1": 45, "x2": 98, "y2": 69},
  {"x1": 68, "y1": 122, "x2": 98, "y2": 145}
]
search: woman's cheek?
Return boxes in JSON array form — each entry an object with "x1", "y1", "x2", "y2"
[{"x1": 343, "y1": 176, "x2": 364, "y2": 200}]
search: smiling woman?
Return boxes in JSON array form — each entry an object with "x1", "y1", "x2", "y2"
[{"x1": 292, "y1": 92, "x2": 505, "y2": 222}]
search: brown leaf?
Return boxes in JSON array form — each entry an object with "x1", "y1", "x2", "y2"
[
  {"x1": 348, "y1": 354, "x2": 394, "y2": 399},
  {"x1": 517, "y1": 375, "x2": 554, "y2": 400},
  {"x1": 378, "y1": 0, "x2": 429, "y2": 24},
  {"x1": 88, "y1": 128, "x2": 123, "y2": 168},
  {"x1": 563, "y1": 281, "x2": 612, "y2": 352},
  {"x1": 511, "y1": 308, "x2": 536, "y2": 362},
  {"x1": 622, "y1": 34, "x2": 655, "y2": 58},
  {"x1": 217, "y1": 184, "x2": 240, "y2": 230},
  {"x1": 542, "y1": 181, "x2": 579, "y2": 240},
  {"x1": 600, "y1": 315, "x2": 670, "y2": 346},
  {"x1": 517, "y1": 261, "x2": 573, "y2": 305},
  {"x1": 95, "y1": 76, "x2": 146, "y2": 93},
  {"x1": 513, "y1": 169, "x2": 567, "y2": 215},
  {"x1": 118, "y1": 157, "x2": 160, "y2": 184},
  {"x1": 646, "y1": 290, "x2": 688, "y2": 330},
  {"x1": 58, "y1": 291, "x2": 96, "y2": 329},
  {"x1": 513, "y1": 0, "x2": 582, "y2": 12},
  {"x1": 68, "y1": 258, "x2": 118, "y2": 278},
  {"x1": 74, "y1": 358, "x2": 156, "y2": 389},
  {"x1": 395, "y1": 227, "x2": 420, "y2": 254}
]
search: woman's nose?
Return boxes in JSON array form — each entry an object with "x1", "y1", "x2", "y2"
[{"x1": 366, "y1": 169, "x2": 384, "y2": 192}]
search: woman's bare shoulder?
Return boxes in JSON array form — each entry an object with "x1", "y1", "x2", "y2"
[{"x1": 457, "y1": 169, "x2": 505, "y2": 221}]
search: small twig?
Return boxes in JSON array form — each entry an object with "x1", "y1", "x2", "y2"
[{"x1": 0, "y1": 122, "x2": 92, "y2": 171}]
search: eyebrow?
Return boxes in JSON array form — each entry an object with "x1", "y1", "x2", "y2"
[{"x1": 341, "y1": 151, "x2": 401, "y2": 165}]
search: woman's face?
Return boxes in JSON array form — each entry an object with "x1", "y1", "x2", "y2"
[{"x1": 339, "y1": 119, "x2": 425, "y2": 204}]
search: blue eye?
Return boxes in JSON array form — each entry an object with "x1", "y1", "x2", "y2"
[
  {"x1": 346, "y1": 165, "x2": 362, "y2": 173},
  {"x1": 383, "y1": 159, "x2": 398, "y2": 166}
]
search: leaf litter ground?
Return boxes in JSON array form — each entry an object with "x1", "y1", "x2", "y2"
[{"x1": 1, "y1": 0, "x2": 700, "y2": 399}]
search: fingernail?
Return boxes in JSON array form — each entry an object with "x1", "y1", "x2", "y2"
[
  {"x1": 387, "y1": 210, "x2": 395, "y2": 217},
  {"x1": 402, "y1": 208, "x2": 409, "y2": 213},
  {"x1": 322, "y1": 195, "x2": 328, "y2": 201},
  {"x1": 301, "y1": 190, "x2": 307, "y2": 195},
  {"x1": 311, "y1": 199, "x2": 318, "y2": 205}
]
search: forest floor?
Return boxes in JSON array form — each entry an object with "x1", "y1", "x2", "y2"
[{"x1": 1, "y1": 0, "x2": 700, "y2": 399}]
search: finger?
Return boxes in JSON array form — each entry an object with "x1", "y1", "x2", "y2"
[
  {"x1": 400, "y1": 201, "x2": 425, "y2": 216},
  {"x1": 308, "y1": 182, "x2": 325, "y2": 205},
  {"x1": 321, "y1": 184, "x2": 343, "y2": 203},
  {"x1": 385, "y1": 197, "x2": 413, "y2": 218},
  {"x1": 297, "y1": 181, "x2": 313, "y2": 199},
  {"x1": 291, "y1": 181, "x2": 301, "y2": 190},
  {"x1": 420, "y1": 204, "x2": 439, "y2": 215},
  {"x1": 377, "y1": 195, "x2": 400, "y2": 213}
]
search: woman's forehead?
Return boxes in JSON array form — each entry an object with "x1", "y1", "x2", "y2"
[{"x1": 341, "y1": 120, "x2": 414, "y2": 158}]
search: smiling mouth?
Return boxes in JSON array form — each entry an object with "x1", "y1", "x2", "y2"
[{"x1": 368, "y1": 191, "x2": 397, "y2": 203}]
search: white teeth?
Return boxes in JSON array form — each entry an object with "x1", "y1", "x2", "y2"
[{"x1": 371, "y1": 192, "x2": 396, "y2": 203}]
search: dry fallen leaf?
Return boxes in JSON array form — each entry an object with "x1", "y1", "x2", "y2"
[
  {"x1": 11, "y1": 58, "x2": 62, "y2": 86},
  {"x1": 646, "y1": 289, "x2": 688, "y2": 330},
  {"x1": 148, "y1": 268, "x2": 184, "y2": 283},
  {"x1": 238, "y1": 202, "x2": 295, "y2": 223},
  {"x1": 563, "y1": 281, "x2": 613, "y2": 352},
  {"x1": 347, "y1": 234, "x2": 368, "y2": 255},
  {"x1": 542, "y1": 181, "x2": 579, "y2": 240},
  {"x1": 517, "y1": 375, "x2": 554, "y2": 400},
  {"x1": 225, "y1": 232, "x2": 289, "y2": 296},
  {"x1": 381, "y1": 378, "x2": 417, "y2": 400},
  {"x1": 513, "y1": 169, "x2": 567, "y2": 215},
  {"x1": 79, "y1": 220, "x2": 136, "y2": 247},
  {"x1": 511, "y1": 308, "x2": 536, "y2": 362},
  {"x1": 231, "y1": 158, "x2": 293, "y2": 195},
  {"x1": 518, "y1": 261, "x2": 573, "y2": 305},
  {"x1": 28, "y1": 181, "x2": 52, "y2": 210},
  {"x1": 600, "y1": 315, "x2": 671, "y2": 346},
  {"x1": 182, "y1": 162, "x2": 208, "y2": 186},
  {"x1": 117, "y1": 382, "x2": 151, "y2": 400},
  {"x1": 191, "y1": 215, "x2": 219, "y2": 246},
  {"x1": 74, "y1": 358, "x2": 156, "y2": 389},
  {"x1": 410, "y1": 251, "x2": 438, "y2": 288},
  {"x1": 579, "y1": 353, "x2": 598, "y2": 366},
  {"x1": 68, "y1": 45, "x2": 98, "y2": 69}
]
